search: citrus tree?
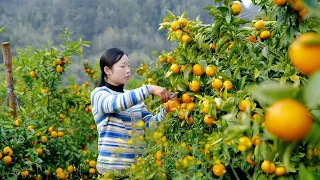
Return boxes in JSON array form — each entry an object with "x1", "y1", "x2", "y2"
[
  {"x1": 101, "y1": 0, "x2": 320, "y2": 179},
  {"x1": 0, "y1": 28, "x2": 100, "y2": 179}
]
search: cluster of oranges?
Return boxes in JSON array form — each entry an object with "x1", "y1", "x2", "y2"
[
  {"x1": 0, "y1": 147, "x2": 13, "y2": 166},
  {"x1": 83, "y1": 60, "x2": 97, "y2": 79},
  {"x1": 254, "y1": 20, "x2": 272, "y2": 40},
  {"x1": 274, "y1": 0, "x2": 309, "y2": 18},
  {"x1": 135, "y1": 63, "x2": 147, "y2": 76},
  {"x1": 170, "y1": 17, "x2": 192, "y2": 44},
  {"x1": 48, "y1": 126, "x2": 65, "y2": 138},
  {"x1": 158, "y1": 54, "x2": 175, "y2": 64},
  {"x1": 52, "y1": 57, "x2": 70, "y2": 73}
]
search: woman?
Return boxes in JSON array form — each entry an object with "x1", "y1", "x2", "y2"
[{"x1": 90, "y1": 48, "x2": 172, "y2": 174}]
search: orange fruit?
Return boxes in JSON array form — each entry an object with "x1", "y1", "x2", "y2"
[
  {"x1": 67, "y1": 165, "x2": 74, "y2": 173},
  {"x1": 170, "y1": 64, "x2": 180, "y2": 74},
  {"x1": 56, "y1": 168, "x2": 63, "y2": 174},
  {"x1": 3, "y1": 147, "x2": 13, "y2": 156},
  {"x1": 252, "y1": 113, "x2": 260, "y2": 120},
  {"x1": 155, "y1": 151, "x2": 165, "y2": 160},
  {"x1": 223, "y1": 80, "x2": 233, "y2": 90},
  {"x1": 178, "y1": 109, "x2": 187, "y2": 120},
  {"x1": 155, "y1": 160, "x2": 162, "y2": 166},
  {"x1": 187, "y1": 116, "x2": 193, "y2": 125},
  {"x1": 36, "y1": 148, "x2": 43, "y2": 156},
  {"x1": 175, "y1": 30, "x2": 183, "y2": 39},
  {"x1": 30, "y1": 71, "x2": 36, "y2": 78},
  {"x1": 206, "y1": 65, "x2": 216, "y2": 76},
  {"x1": 260, "y1": 31, "x2": 271, "y2": 39},
  {"x1": 181, "y1": 34, "x2": 192, "y2": 43},
  {"x1": 212, "y1": 163, "x2": 226, "y2": 176},
  {"x1": 57, "y1": 58, "x2": 63, "y2": 65},
  {"x1": 210, "y1": 43, "x2": 216, "y2": 50},
  {"x1": 147, "y1": 78, "x2": 153, "y2": 83},
  {"x1": 254, "y1": 20, "x2": 264, "y2": 29},
  {"x1": 202, "y1": 101, "x2": 210, "y2": 114},
  {"x1": 27, "y1": 125, "x2": 34, "y2": 131},
  {"x1": 299, "y1": 8, "x2": 308, "y2": 18},
  {"x1": 41, "y1": 136, "x2": 48, "y2": 143},
  {"x1": 48, "y1": 126, "x2": 54, "y2": 133},
  {"x1": 228, "y1": 42, "x2": 234, "y2": 50},
  {"x1": 0, "y1": 152, "x2": 2, "y2": 159},
  {"x1": 204, "y1": 115, "x2": 215, "y2": 125},
  {"x1": 89, "y1": 168, "x2": 96, "y2": 174},
  {"x1": 189, "y1": 80, "x2": 200, "y2": 92},
  {"x1": 166, "y1": 55, "x2": 175, "y2": 63},
  {"x1": 51, "y1": 131, "x2": 58, "y2": 138},
  {"x1": 57, "y1": 173, "x2": 65, "y2": 179},
  {"x1": 265, "y1": 98, "x2": 312, "y2": 141},
  {"x1": 289, "y1": 32, "x2": 320, "y2": 75},
  {"x1": 193, "y1": 64, "x2": 205, "y2": 76},
  {"x1": 64, "y1": 57, "x2": 69, "y2": 63},
  {"x1": 21, "y1": 170, "x2": 29, "y2": 177},
  {"x1": 211, "y1": 79, "x2": 222, "y2": 89},
  {"x1": 181, "y1": 64, "x2": 192, "y2": 73},
  {"x1": 158, "y1": 56, "x2": 165, "y2": 63},
  {"x1": 178, "y1": 18, "x2": 188, "y2": 27},
  {"x1": 261, "y1": 160, "x2": 276, "y2": 174},
  {"x1": 248, "y1": 36, "x2": 256, "y2": 43},
  {"x1": 274, "y1": 0, "x2": 287, "y2": 6},
  {"x1": 57, "y1": 131, "x2": 64, "y2": 137},
  {"x1": 169, "y1": 100, "x2": 180, "y2": 112},
  {"x1": 239, "y1": 100, "x2": 251, "y2": 111},
  {"x1": 292, "y1": 1, "x2": 304, "y2": 11},
  {"x1": 181, "y1": 93, "x2": 192, "y2": 103},
  {"x1": 41, "y1": 88, "x2": 47, "y2": 94},
  {"x1": 89, "y1": 160, "x2": 96, "y2": 168},
  {"x1": 252, "y1": 136, "x2": 262, "y2": 146},
  {"x1": 275, "y1": 166, "x2": 286, "y2": 176},
  {"x1": 171, "y1": 20, "x2": 180, "y2": 31},
  {"x1": 231, "y1": 3, "x2": 241, "y2": 15},
  {"x1": 3, "y1": 156, "x2": 12, "y2": 165},
  {"x1": 186, "y1": 102, "x2": 195, "y2": 110},
  {"x1": 56, "y1": 65, "x2": 63, "y2": 73}
]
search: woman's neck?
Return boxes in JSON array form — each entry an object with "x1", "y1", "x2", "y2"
[{"x1": 105, "y1": 80, "x2": 124, "y2": 92}]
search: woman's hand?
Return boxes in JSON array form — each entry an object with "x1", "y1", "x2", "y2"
[{"x1": 151, "y1": 85, "x2": 171, "y2": 103}]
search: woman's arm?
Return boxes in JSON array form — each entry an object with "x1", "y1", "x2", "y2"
[
  {"x1": 141, "y1": 103, "x2": 167, "y2": 127},
  {"x1": 91, "y1": 85, "x2": 153, "y2": 114},
  {"x1": 91, "y1": 85, "x2": 171, "y2": 114}
]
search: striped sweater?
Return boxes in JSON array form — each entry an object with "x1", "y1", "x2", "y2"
[{"x1": 90, "y1": 85, "x2": 166, "y2": 173}]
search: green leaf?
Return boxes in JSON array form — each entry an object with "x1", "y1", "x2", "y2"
[
  {"x1": 225, "y1": 13, "x2": 231, "y2": 23},
  {"x1": 261, "y1": 47, "x2": 268, "y2": 58},
  {"x1": 249, "y1": 83, "x2": 300, "y2": 104},
  {"x1": 0, "y1": 27, "x2": 4, "y2": 32},
  {"x1": 198, "y1": 60, "x2": 207, "y2": 70},
  {"x1": 304, "y1": 71, "x2": 320, "y2": 108},
  {"x1": 299, "y1": 164, "x2": 320, "y2": 180},
  {"x1": 254, "y1": 68, "x2": 260, "y2": 79}
]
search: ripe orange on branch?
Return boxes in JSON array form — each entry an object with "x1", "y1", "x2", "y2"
[
  {"x1": 265, "y1": 98, "x2": 312, "y2": 141},
  {"x1": 231, "y1": 3, "x2": 241, "y2": 15},
  {"x1": 289, "y1": 32, "x2": 320, "y2": 75}
]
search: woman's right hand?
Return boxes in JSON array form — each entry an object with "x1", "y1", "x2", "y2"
[{"x1": 151, "y1": 85, "x2": 171, "y2": 103}]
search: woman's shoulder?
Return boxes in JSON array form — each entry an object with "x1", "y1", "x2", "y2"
[{"x1": 91, "y1": 86, "x2": 112, "y2": 96}]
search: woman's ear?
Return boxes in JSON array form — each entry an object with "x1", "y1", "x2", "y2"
[{"x1": 104, "y1": 66, "x2": 112, "y2": 75}]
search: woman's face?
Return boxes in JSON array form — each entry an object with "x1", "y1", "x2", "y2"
[{"x1": 104, "y1": 55, "x2": 131, "y2": 86}]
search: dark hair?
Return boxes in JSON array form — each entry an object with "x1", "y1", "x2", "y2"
[{"x1": 97, "y1": 48, "x2": 127, "y2": 87}]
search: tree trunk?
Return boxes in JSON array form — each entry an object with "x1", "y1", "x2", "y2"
[{"x1": 1, "y1": 42, "x2": 17, "y2": 119}]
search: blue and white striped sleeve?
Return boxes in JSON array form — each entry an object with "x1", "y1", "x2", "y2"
[
  {"x1": 92, "y1": 85, "x2": 153, "y2": 114},
  {"x1": 141, "y1": 103, "x2": 167, "y2": 127}
]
